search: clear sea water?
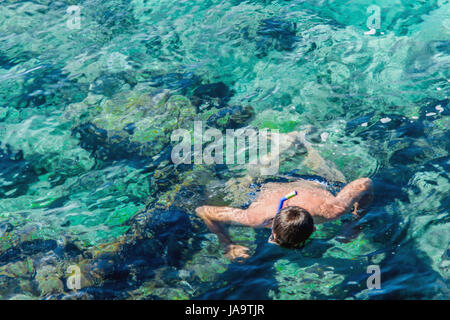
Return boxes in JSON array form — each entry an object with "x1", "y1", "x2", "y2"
[{"x1": 0, "y1": 0, "x2": 448, "y2": 299}]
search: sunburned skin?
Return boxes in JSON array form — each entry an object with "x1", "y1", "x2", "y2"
[{"x1": 196, "y1": 177, "x2": 373, "y2": 261}]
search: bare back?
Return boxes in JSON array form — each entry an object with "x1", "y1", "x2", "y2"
[{"x1": 246, "y1": 179, "x2": 339, "y2": 226}]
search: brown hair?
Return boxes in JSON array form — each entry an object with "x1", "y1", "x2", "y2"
[{"x1": 272, "y1": 206, "x2": 314, "y2": 248}]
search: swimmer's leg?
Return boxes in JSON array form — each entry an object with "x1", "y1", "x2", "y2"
[
  {"x1": 293, "y1": 128, "x2": 347, "y2": 183},
  {"x1": 241, "y1": 128, "x2": 345, "y2": 182},
  {"x1": 233, "y1": 127, "x2": 345, "y2": 195}
]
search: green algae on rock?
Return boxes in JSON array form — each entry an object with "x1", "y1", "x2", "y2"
[{"x1": 68, "y1": 86, "x2": 196, "y2": 160}]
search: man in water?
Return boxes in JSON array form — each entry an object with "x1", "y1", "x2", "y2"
[
  {"x1": 196, "y1": 177, "x2": 373, "y2": 260},
  {"x1": 196, "y1": 130, "x2": 373, "y2": 261}
]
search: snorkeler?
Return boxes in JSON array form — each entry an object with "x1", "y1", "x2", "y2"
[
  {"x1": 196, "y1": 177, "x2": 373, "y2": 260},
  {"x1": 196, "y1": 129, "x2": 373, "y2": 261}
]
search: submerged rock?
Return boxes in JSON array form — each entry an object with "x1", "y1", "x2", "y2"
[
  {"x1": 0, "y1": 275, "x2": 20, "y2": 298},
  {"x1": 72, "y1": 88, "x2": 197, "y2": 161},
  {"x1": 192, "y1": 82, "x2": 234, "y2": 110},
  {"x1": 50, "y1": 205, "x2": 197, "y2": 299},
  {"x1": 206, "y1": 105, "x2": 255, "y2": 129},
  {"x1": 193, "y1": 82, "x2": 233, "y2": 101},
  {"x1": 0, "y1": 145, "x2": 36, "y2": 198},
  {"x1": 256, "y1": 18, "x2": 299, "y2": 56},
  {"x1": 0, "y1": 236, "x2": 89, "y2": 299},
  {"x1": 148, "y1": 72, "x2": 201, "y2": 94},
  {"x1": 35, "y1": 265, "x2": 64, "y2": 296},
  {"x1": 71, "y1": 82, "x2": 254, "y2": 165},
  {"x1": 0, "y1": 222, "x2": 13, "y2": 239},
  {"x1": 0, "y1": 239, "x2": 58, "y2": 264}
]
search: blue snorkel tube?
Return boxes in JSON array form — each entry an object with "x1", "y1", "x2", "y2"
[
  {"x1": 276, "y1": 190, "x2": 298, "y2": 215},
  {"x1": 269, "y1": 190, "x2": 298, "y2": 241}
]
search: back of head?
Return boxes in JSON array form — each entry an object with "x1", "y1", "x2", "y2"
[{"x1": 272, "y1": 206, "x2": 314, "y2": 248}]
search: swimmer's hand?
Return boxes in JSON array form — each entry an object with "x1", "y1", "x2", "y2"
[
  {"x1": 352, "y1": 202, "x2": 360, "y2": 216},
  {"x1": 225, "y1": 244, "x2": 250, "y2": 262},
  {"x1": 352, "y1": 189, "x2": 374, "y2": 217}
]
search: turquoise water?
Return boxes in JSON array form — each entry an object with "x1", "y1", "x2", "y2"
[{"x1": 0, "y1": 0, "x2": 448, "y2": 299}]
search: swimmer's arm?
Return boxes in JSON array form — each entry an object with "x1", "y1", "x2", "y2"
[
  {"x1": 195, "y1": 206, "x2": 253, "y2": 260},
  {"x1": 195, "y1": 206, "x2": 234, "y2": 245},
  {"x1": 319, "y1": 178, "x2": 374, "y2": 220}
]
